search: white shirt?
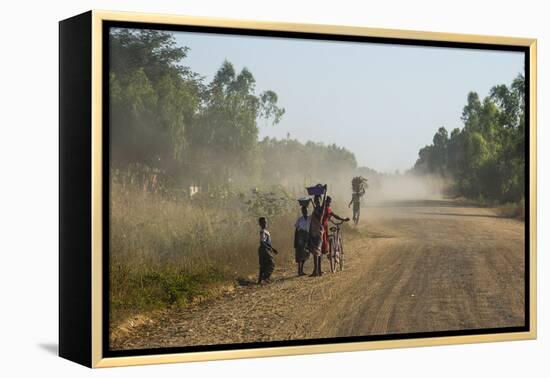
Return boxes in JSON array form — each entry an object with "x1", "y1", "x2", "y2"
[{"x1": 260, "y1": 229, "x2": 271, "y2": 244}]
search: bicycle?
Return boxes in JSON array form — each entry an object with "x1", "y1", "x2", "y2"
[{"x1": 328, "y1": 219, "x2": 346, "y2": 273}]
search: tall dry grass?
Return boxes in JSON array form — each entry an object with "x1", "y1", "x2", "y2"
[{"x1": 109, "y1": 183, "x2": 297, "y2": 324}]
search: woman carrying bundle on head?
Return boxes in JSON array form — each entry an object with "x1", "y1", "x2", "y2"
[
  {"x1": 308, "y1": 194, "x2": 325, "y2": 276},
  {"x1": 294, "y1": 199, "x2": 311, "y2": 276}
]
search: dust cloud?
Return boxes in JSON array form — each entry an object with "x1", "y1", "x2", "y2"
[{"x1": 366, "y1": 174, "x2": 449, "y2": 203}]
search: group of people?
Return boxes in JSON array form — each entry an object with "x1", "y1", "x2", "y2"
[{"x1": 257, "y1": 192, "x2": 350, "y2": 284}]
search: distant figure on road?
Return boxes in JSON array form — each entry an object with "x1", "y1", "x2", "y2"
[
  {"x1": 258, "y1": 217, "x2": 278, "y2": 284},
  {"x1": 350, "y1": 176, "x2": 368, "y2": 225},
  {"x1": 348, "y1": 190, "x2": 363, "y2": 225},
  {"x1": 294, "y1": 206, "x2": 311, "y2": 276}
]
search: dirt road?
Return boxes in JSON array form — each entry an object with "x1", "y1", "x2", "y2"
[{"x1": 110, "y1": 199, "x2": 525, "y2": 350}]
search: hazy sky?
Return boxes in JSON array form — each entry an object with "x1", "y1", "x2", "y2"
[{"x1": 172, "y1": 31, "x2": 524, "y2": 173}]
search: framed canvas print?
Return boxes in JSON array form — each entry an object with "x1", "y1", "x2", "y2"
[{"x1": 59, "y1": 10, "x2": 537, "y2": 368}]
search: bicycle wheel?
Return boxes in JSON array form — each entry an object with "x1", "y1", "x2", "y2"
[
  {"x1": 338, "y1": 234, "x2": 344, "y2": 271},
  {"x1": 328, "y1": 237, "x2": 336, "y2": 273}
]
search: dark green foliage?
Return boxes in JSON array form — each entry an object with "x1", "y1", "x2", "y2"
[{"x1": 413, "y1": 74, "x2": 525, "y2": 203}]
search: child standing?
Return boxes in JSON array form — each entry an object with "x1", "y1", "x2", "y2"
[
  {"x1": 294, "y1": 206, "x2": 311, "y2": 276},
  {"x1": 258, "y1": 217, "x2": 278, "y2": 284}
]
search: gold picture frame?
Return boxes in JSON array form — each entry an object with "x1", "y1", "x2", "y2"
[{"x1": 59, "y1": 9, "x2": 537, "y2": 368}]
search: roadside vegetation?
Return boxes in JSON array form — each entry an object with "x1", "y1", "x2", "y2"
[{"x1": 413, "y1": 75, "x2": 525, "y2": 218}]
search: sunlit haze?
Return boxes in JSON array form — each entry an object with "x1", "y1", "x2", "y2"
[{"x1": 173, "y1": 31, "x2": 524, "y2": 173}]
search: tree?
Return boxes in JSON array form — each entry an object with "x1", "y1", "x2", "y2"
[
  {"x1": 188, "y1": 61, "x2": 285, "y2": 186},
  {"x1": 431, "y1": 127, "x2": 449, "y2": 175},
  {"x1": 414, "y1": 75, "x2": 525, "y2": 203},
  {"x1": 109, "y1": 28, "x2": 192, "y2": 83},
  {"x1": 109, "y1": 30, "x2": 285, "y2": 189},
  {"x1": 109, "y1": 29, "x2": 201, "y2": 176}
]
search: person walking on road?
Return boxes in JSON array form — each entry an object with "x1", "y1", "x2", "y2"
[{"x1": 348, "y1": 190, "x2": 363, "y2": 225}]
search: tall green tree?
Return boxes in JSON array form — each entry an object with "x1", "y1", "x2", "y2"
[
  {"x1": 109, "y1": 28, "x2": 202, "y2": 175},
  {"x1": 188, "y1": 60, "x2": 285, "y2": 186},
  {"x1": 414, "y1": 75, "x2": 525, "y2": 203}
]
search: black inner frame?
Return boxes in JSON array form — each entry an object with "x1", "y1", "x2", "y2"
[{"x1": 102, "y1": 20, "x2": 531, "y2": 358}]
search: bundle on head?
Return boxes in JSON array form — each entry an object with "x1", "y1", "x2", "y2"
[
  {"x1": 351, "y1": 176, "x2": 368, "y2": 194},
  {"x1": 297, "y1": 197, "x2": 311, "y2": 208}
]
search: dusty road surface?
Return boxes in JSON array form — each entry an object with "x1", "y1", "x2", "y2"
[{"x1": 111, "y1": 199, "x2": 525, "y2": 350}]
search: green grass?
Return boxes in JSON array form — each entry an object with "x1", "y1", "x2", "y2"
[{"x1": 110, "y1": 265, "x2": 227, "y2": 323}]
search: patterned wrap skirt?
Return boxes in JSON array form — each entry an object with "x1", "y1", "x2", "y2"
[
  {"x1": 308, "y1": 230, "x2": 323, "y2": 257},
  {"x1": 258, "y1": 245, "x2": 275, "y2": 279},
  {"x1": 295, "y1": 229, "x2": 310, "y2": 262}
]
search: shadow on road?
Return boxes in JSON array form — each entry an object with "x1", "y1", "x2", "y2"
[
  {"x1": 367, "y1": 199, "x2": 478, "y2": 208},
  {"x1": 236, "y1": 278, "x2": 256, "y2": 287},
  {"x1": 413, "y1": 211, "x2": 503, "y2": 219}
]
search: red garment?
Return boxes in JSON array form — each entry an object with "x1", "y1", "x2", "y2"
[
  {"x1": 321, "y1": 207, "x2": 332, "y2": 253},
  {"x1": 322, "y1": 207, "x2": 332, "y2": 226}
]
